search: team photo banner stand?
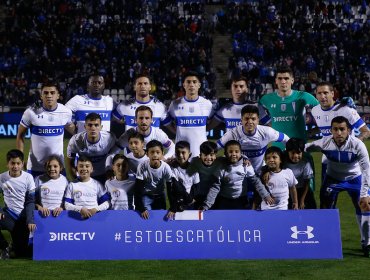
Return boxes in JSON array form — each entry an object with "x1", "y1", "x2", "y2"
[{"x1": 33, "y1": 210, "x2": 342, "y2": 260}]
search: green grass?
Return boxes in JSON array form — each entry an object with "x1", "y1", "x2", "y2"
[{"x1": 0, "y1": 138, "x2": 369, "y2": 280}]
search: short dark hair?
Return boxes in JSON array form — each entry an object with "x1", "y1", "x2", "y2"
[
  {"x1": 231, "y1": 75, "x2": 248, "y2": 85},
  {"x1": 183, "y1": 70, "x2": 201, "y2": 82},
  {"x1": 200, "y1": 141, "x2": 217, "y2": 155},
  {"x1": 41, "y1": 80, "x2": 60, "y2": 92},
  {"x1": 134, "y1": 74, "x2": 151, "y2": 84},
  {"x1": 224, "y1": 140, "x2": 241, "y2": 153},
  {"x1": 285, "y1": 138, "x2": 305, "y2": 153},
  {"x1": 276, "y1": 65, "x2": 293, "y2": 77},
  {"x1": 331, "y1": 116, "x2": 351, "y2": 129},
  {"x1": 241, "y1": 105, "x2": 259, "y2": 117},
  {"x1": 6, "y1": 149, "x2": 24, "y2": 163},
  {"x1": 85, "y1": 112, "x2": 102, "y2": 122},
  {"x1": 128, "y1": 131, "x2": 145, "y2": 142},
  {"x1": 146, "y1": 140, "x2": 164, "y2": 153},
  {"x1": 77, "y1": 155, "x2": 92, "y2": 164},
  {"x1": 175, "y1": 141, "x2": 190, "y2": 151},
  {"x1": 316, "y1": 81, "x2": 334, "y2": 91},
  {"x1": 135, "y1": 105, "x2": 153, "y2": 118}
]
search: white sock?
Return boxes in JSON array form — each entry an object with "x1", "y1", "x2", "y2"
[{"x1": 361, "y1": 212, "x2": 370, "y2": 246}]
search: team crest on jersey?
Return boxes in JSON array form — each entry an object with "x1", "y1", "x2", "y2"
[
  {"x1": 112, "y1": 189, "x2": 120, "y2": 198},
  {"x1": 324, "y1": 115, "x2": 329, "y2": 122},
  {"x1": 42, "y1": 187, "x2": 50, "y2": 195},
  {"x1": 189, "y1": 106, "x2": 194, "y2": 113},
  {"x1": 292, "y1": 102, "x2": 296, "y2": 113},
  {"x1": 281, "y1": 104, "x2": 286, "y2": 111},
  {"x1": 74, "y1": 191, "x2": 82, "y2": 199},
  {"x1": 48, "y1": 115, "x2": 54, "y2": 122}
]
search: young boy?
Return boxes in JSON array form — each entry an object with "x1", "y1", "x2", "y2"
[
  {"x1": 189, "y1": 141, "x2": 223, "y2": 209},
  {"x1": 64, "y1": 155, "x2": 111, "y2": 219},
  {"x1": 134, "y1": 140, "x2": 174, "y2": 219},
  {"x1": 0, "y1": 149, "x2": 36, "y2": 259},
  {"x1": 167, "y1": 141, "x2": 200, "y2": 217},
  {"x1": 284, "y1": 138, "x2": 316, "y2": 209},
  {"x1": 201, "y1": 140, "x2": 268, "y2": 210}
]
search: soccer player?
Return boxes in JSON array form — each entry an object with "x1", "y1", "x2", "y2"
[
  {"x1": 16, "y1": 81, "x2": 75, "y2": 177},
  {"x1": 305, "y1": 116, "x2": 370, "y2": 256},
  {"x1": 105, "y1": 154, "x2": 135, "y2": 210},
  {"x1": 112, "y1": 74, "x2": 168, "y2": 130},
  {"x1": 35, "y1": 155, "x2": 68, "y2": 217},
  {"x1": 66, "y1": 74, "x2": 116, "y2": 133},
  {"x1": 284, "y1": 138, "x2": 316, "y2": 209},
  {"x1": 217, "y1": 105, "x2": 289, "y2": 175},
  {"x1": 64, "y1": 155, "x2": 111, "y2": 219},
  {"x1": 259, "y1": 147, "x2": 298, "y2": 210},
  {"x1": 113, "y1": 106, "x2": 175, "y2": 160},
  {"x1": 201, "y1": 140, "x2": 268, "y2": 210},
  {"x1": 0, "y1": 149, "x2": 36, "y2": 259},
  {"x1": 67, "y1": 113, "x2": 117, "y2": 184},
  {"x1": 134, "y1": 140, "x2": 174, "y2": 219},
  {"x1": 165, "y1": 71, "x2": 214, "y2": 157},
  {"x1": 259, "y1": 65, "x2": 319, "y2": 149},
  {"x1": 310, "y1": 81, "x2": 370, "y2": 181},
  {"x1": 209, "y1": 76, "x2": 266, "y2": 132}
]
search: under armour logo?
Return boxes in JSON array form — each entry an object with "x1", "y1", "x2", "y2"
[
  {"x1": 271, "y1": 104, "x2": 276, "y2": 108},
  {"x1": 291, "y1": 226, "x2": 314, "y2": 240}
]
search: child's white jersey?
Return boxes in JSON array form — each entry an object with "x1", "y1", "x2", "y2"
[
  {"x1": 65, "y1": 94, "x2": 115, "y2": 133},
  {"x1": 64, "y1": 178, "x2": 110, "y2": 211},
  {"x1": 20, "y1": 104, "x2": 72, "y2": 172},
  {"x1": 113, "y1": 97, "x2": 168, "y2": 130},
  {"x1": 105, "y1": 175, "x2": 135, "y2": 210},
  {"x1": 167, "y1": 96, "x2": 213, "y2": 156},
  {"x1": 217, "y1": 125, "x2": 289, "y2": 174},
  {"x1": 261, "y1": 168, "x2": 297, "y2": 210},
  {"x1": 136, "y1": 160, "x2": 173, "y2": 195},
  {"x1": 284, "y1": 159, "x2": 313, "y2": 189},
  {"x1": 0, "y1": 171, "x2": 36, "y2": 216},
  {"x1": 35, "y1": 174, "x2": 68, "y2": 209},
  {"x1": 171, "y1": 163, "x2": 200, "y2": 194}
]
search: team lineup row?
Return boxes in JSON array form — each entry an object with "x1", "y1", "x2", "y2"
[{"x1": 1, "y1": 66, "x2": 370, "y2": 259}]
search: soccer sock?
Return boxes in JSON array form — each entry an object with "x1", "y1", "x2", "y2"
[
  {"x1": 361, "y1": 212, "x2": 370, "y2": 246},
  {"x1": 356, "y1": 214, "x2": 364, "y2": 243}
]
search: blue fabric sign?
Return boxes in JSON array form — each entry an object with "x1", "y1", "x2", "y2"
[{"x1": 33, "y1": 210, "x2": 342, "y2": 260}]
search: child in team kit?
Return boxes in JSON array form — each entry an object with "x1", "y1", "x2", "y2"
[
  {"x1": 64, "y1": 155, "x2": 111, "y2": 219},
  {"x1": 105, "y1": 154, "x2": 136, "y2": 210},
  {"x1": 259, "y1": 147, "x2": 298, "y2": 210},
  {"x1": 35, "y1": 155, "x2": 69, "y2": 217},
  {"x1": 201, "y1": 140, "x2": 269, "y2": 210},
  {"x1": 284, "y1": 138, "x2": 317, "y2": 209},
  {"x1": 167, "y1": 141, "x2": 200, "y2": 218},
  {"x1": 134, "y1": 140, "x2": 174, "y2": 219},
  {"x1": 0, "y1": 149, "x2": 36, "y2": 259},
  {"x1": 189, "y1": 141, "x2": 223, "y2": 209}
]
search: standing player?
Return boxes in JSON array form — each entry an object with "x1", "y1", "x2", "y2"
[
  {"x1": 113, "y1": 106, "x2": 175, "y2": 160},
  {"x1": 16, "y1": 81, "x2": 75, "y2": 177},
  {"x1": 67, "y1": 113, "x2": 117, "y2": 184},
  {"x1": 217, "y1": 105, "x2": 289, "y2": 175},
  {"x1": 66, "y1": 74, "x2": 116, "y2": 133},
  {"x1": 310, "y1": 81, "x2": 370, "y2": 181},
  {"x1": 165, "y1": 71, "x2": 214, "y2": 157},
  {"x1": 259, "y1": 65, "x2": 319, "y2": 149},
  {"x1": 209, "y1": 76, "x2": 266, "y2": 132},
  {"x1": 112, "y1": 74, "x2": 168, "y2": 130},
  {"x1": 305, "y1": 116, "x2": 370, "y2": 256}
]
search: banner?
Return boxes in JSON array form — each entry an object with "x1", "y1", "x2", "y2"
[{"x1": 33, "y1": 209, "x2": 342, "y2": 260}]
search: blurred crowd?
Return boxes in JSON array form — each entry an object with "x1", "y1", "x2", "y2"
[{"x1": 0, "y1": 0, "x2": 370, "y2": 107}]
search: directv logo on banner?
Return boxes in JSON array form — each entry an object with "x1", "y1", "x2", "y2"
[{"x1": 49, "y1": 232, "x2": 95, "y2": 241}]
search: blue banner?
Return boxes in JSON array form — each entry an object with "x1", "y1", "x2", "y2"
[{"x1": 33, "y1": 210, "x2": 342, "y2": 260}]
